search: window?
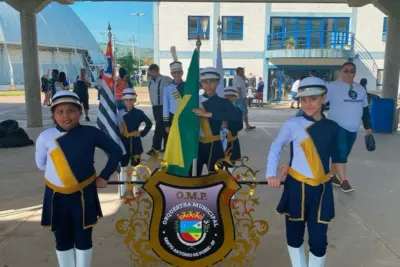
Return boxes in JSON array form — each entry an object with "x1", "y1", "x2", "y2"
[
  {"x1": 383, "y1": 17, "x2": 388, "y2": 41},
  {"x1": 377, "y1": 69, "x2": 384, "y2": 90},
  {"x1": 268, "y1": 17, "x2": 350, "y2": 50},
  {"x1": 223, "y1": 68, "x2": 235, "y2": 76},
  {"x1": 188, "y1": 16, "x2": 210, "y2": 40},
  {"x1": 222, "y1": 16, "x2": 244, "y2": 40}
]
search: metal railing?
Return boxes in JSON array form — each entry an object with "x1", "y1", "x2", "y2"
[
  {"x1": 267, "y1": 30, "x2": 355, "y2": 51},
  {"x1": 353, "y1": 37, "x2": 379, "y2": 78}
]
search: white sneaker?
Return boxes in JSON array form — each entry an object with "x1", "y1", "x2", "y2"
[
  {"x1": 308, "y1": 251, "x2": 326, "y2": 267},
  {"x1": 119, "y1": 167, "x2": 128, "y2": 198},
  {"x1": 287, "y1": 245, "x2": 307, "y2": 267},
  {"x1": 76, "y1": 248, "x2": 92, "y2": 267},
  {"x1": 56, "y1": 249, "x2": 75, "y2": 267}
]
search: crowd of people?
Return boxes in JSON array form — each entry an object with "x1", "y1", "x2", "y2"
[{"x1": 34, "y1": 57, "x2": 372, "y2": 267}]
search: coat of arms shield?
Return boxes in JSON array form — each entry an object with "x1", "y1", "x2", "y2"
[{"x1": 143, "y1": 170, "x2": 240, "y2": 266}]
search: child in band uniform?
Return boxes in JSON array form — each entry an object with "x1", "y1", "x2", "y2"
[
  {"x1": 35, "y1": 91, "x2": 122, "y2": 267},
  {"x1": 117, "y1": 88, "x2": 152, "y2": 197},
  {"x1": 265, "y1": 77, "x2": 347, "y2": 267},
  {"x1": 223, "y1": 86, "x2": 243, "y2": 168}
]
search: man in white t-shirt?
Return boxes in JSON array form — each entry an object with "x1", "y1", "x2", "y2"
[
  {"x1": 234, "y1": 67, "x2": 255, "y2": 130},
  {"x1": 326, "y1": 61, "x2": 372, "y2": 193}
]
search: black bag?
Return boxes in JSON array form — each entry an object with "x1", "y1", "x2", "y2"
[
  {"x1": 0, "y1": 120, "x2": 34, "y2": 148},
  {"x1": 365, "y1": 134, "x2": 376, "y2": 152}
]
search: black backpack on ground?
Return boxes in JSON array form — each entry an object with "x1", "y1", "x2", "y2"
[{"x1": 0, "y1": 120, "x2": 34, "y2": 148}]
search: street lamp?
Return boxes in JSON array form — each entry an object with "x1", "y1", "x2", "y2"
[{"x1": 131, "y1": 12, "x2": 145, "y2": 86}]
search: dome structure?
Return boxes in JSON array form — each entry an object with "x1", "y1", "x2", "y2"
[{"x1": 0, "y1": 2, "x2": 105, "y2": 86}]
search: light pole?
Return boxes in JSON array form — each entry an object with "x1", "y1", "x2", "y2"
[{"x1": 131, "y1": 12, "x2": 145, "y2": 86}]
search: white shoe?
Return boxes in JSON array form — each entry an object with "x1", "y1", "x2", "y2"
[
  {"x1": 132, "y1": 173, "x2": 140, "y2": 197},
  {"x1": 287, "y1": 245, "x2": 307, "y2": 267},
  {"x1": 119, "y1": 167, "x2": 128, "y2": 198},
  {"x1": 308, "y1": 251, "x2": 326, "y2": 267},
  {"x1": 56, "y1": 249, "x2": 75, "y2": 267},
  {"x1": 76, "y1": 248, "x2": 92, "y2": 267}
]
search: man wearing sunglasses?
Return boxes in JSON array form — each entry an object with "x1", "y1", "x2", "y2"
[{"x1": 325, "y1": 62, "x2": 372, "y2": 193}]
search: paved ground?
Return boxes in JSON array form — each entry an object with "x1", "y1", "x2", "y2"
[{"x1": 1, "y1": 97, "x2": 400, "y2": 267}]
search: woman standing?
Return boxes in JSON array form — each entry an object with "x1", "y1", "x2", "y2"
[{"x1": 35, "y1": 91, "x2": 122, "y2": 267}]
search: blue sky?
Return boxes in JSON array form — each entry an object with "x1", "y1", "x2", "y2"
[{"x1": 71, "y1": 1, "x2": 153, "y2": 48}]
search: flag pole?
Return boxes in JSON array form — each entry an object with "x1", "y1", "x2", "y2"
[{"x1": 192, "y1": 36, "x2": 202, "y2": 177}]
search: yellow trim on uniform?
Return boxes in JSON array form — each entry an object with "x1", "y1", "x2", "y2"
[
  {"x1": 44, "y1": 174, "x2": 96, "y2": 194},
  {"x1": 227, "y1": 129, "x2": 238, "y2": 142},
  {"x1": 172, "y1": 88, "x2": 182, "y2": 106},
  {"x1": 288, "y1": 168, "x2": 330, "y2": 186},
  {"x1": 50, "y1": 140, "x2": 78, "y2": 187},
  {"x1": 317, "y1": 183, "x2": 334, "y2": 224},
  {"x1": 274, "y1": 182, "x2": 305, "y2": 221},
  {"x1": 81, "y1": 190, "x2": 98, "y2": 229},
  {"x1": 300, "y1": 137, "x2": 326, "y2": 180}
]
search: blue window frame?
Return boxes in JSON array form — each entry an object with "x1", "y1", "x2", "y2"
[
  {"x1": 383, "y1": 17, "x2": 388, "y2": 41},
  {"x1": 268, "y1": 17, "x2": 351, "y2": 50},
  {"x1": 223, "y1": 68, "x2": 236, "y2": 76},
  {"x1": 222, "y1": 16, "x2": 244, "y2": 40},
  {"x1": 188, "y1": 16, "x2": 210, "y2": 40}
]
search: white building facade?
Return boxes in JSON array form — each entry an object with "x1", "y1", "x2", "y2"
[{"x1": 153, "y1": 2, "x2": 390, "y2": 101}]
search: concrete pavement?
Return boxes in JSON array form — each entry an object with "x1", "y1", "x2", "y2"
[{"x1": 1, "y1": 102, "x2": 400, "y2": 266}]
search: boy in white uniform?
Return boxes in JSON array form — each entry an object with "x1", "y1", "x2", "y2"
[{"x1": 266, "y1": 77, "x2": 346, "y2": 267}]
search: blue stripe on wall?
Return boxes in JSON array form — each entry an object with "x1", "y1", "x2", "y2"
[{"x1": 270, "y1": 12, "x2": 352, "y2": 18}]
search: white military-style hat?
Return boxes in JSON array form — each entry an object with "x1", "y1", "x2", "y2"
[
  {"x1": 224, "y1": 86, "x2": 238, "y2": 97},
  {"x1": 170, "y1": 46, "x2": 183, "y2": 72},
  {"x1": 122, "y1": 88, "x2": 137, "y2": 99},
  {"x1": 200, "y1": 67, "x2": 221, "y2": 81},
  {"x1": 51, "y1": 90, "x2": 81, "y2": 109},
  {"x1": 297, "y1": 77, "x2": 327, "y2": 98}
]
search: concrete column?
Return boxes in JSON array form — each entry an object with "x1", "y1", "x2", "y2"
[
  {"x1": 20, "y1": 7, "x2": 42, "y2": 127},
  {"x1": 382, "y1": 16, "x2": 400, "y2": 100}
]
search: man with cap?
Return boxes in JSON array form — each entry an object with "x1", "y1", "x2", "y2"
[
  {"x1": 265, "y1": 77, "x2": 347, "y2": 267},
  {"x1": 192, "y1": 67, "x2": 241, "y2": 175},
  {"x1": 147, "y1": 64, "x2": 172, "y2": 156},
  {"x1": 163, "y1": 46, "x2": 186, "y2": 134},
  {"x1": 35, "y1": 90, "x2": 122, "y2": 267},
  {"x1": 117, "y1": 88, "x2": 153, "y2": 197}
]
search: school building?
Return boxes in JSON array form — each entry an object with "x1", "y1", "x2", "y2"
[{"x1": 153, "y1": 2, "x2": 389, "y2": 101}]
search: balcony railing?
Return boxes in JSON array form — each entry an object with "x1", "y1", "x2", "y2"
[{"x1": 267, "y1": 30, "x2": 355, "y2": 51}]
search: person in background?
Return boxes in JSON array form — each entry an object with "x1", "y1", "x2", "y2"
[
  {"x1": 74, "y1": 68, "x2": 91, "y2": 121},
  {"x1": 234, "y1": 67, "x2": 255, "y2": 131},
  {"x1": 310, "y1": 70, "x2": 317, "y2": 77},
  {"x1": 35, "y1": 91, "x2": 122, "y2": 267},
  {"x1": 49, "y1": 69, "x2": 59, "y2": 98},
  {"x1": 147, "y1": 64, "x2": 172, "y2": 156},
  {"x1": 223, "y1": 86, "x2": 243, "y2": 171},
  {"x1": 135, "y1": 73, "x2": 140, "y2": 86},
  {"x1": 94, "y1": 69, "x2": 104, "y2": 101},
  {"x1": 41, "y1": 73, "x2": 50, "y2": 107},
  {"x1": 326, "y1": 62, "x2": 372, "y2": 193},
  {"x1": 58, "y1": 72, "x2": 70, "y2": 91},
  {"x1": 256, "y1": 77, "x2": 264, "y2": 107},
  {"x1": 114, "y1": 68, "x2": 130, "y2": 111},
  {"x1": 360, "y1": 78, "x2": 367, "y2": 91},
  {"x1": 290, "y1": 75, "x2": 301, "y2": 109}
]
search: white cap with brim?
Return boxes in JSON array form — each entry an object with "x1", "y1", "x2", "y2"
[
  {"x1": 122, "y1": 88, "x2": 137, "y2": 99},
  {"x1": 170, "y1": 61, "x2": 183, "y2": 72},
  {"x1": 51, "y1": 91, "x2": 81, "y2": 108},
  {"x1": 224, "y1": 86, "x2": 238, "y2": 96},
  {"x1": 296, "y1": 77, "x2": 327, "y2": 98},
  {"x1": 200, "y1": 67, "x2": 221, "y2": 81}
]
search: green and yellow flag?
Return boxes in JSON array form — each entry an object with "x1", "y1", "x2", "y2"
[{"x1": 164, "y1": 49, "x2": 200, "y2": 176}]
